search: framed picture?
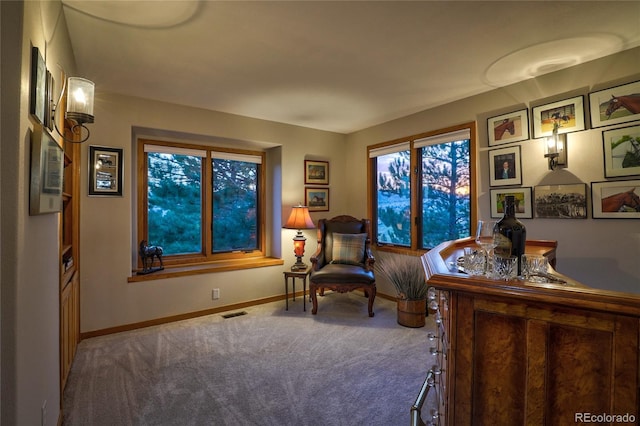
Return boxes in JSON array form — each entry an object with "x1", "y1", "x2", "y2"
[
  {"x1": 534, "y1": 184, "x2": 587, "y2": 219},
  {"x1": 29, "y1": 47, "x2": 46, "y2": 124},
  {"x1": 305, "y1": 187, "x2": 329, "y2": 212},
  {"x1": 304, "y1": 160, "x2": 329, "y2": 185},
  {"x1": 489, "y1": 145, "x2": 522, "y2": 187},
  {"x1": 490, "y1": 187, "x2": 532, "y2": 219},
  {"x1": 29, "y1": 125, "x2": 64, "y2": 215},
  {"x1": 487, "y1": 109, "x2": 529, "y2": 146},
  {"x1": 591, "y1": 180, "x2": 640, "y2": 219},
  {"x1": 589, "y1": 80, "x2": 640, "y2": 128},
  {"x1": 89, "y1": 146, "x2": 123, "y2": 196},
  {"x1": 602, "y1": 124, "x2": 640, "y2": 178},
  {"x1": 532, "y1": 95, "x2": 585, "y2": 139},
  {"x1": 44, "y1": 70, "x2": 55, "y2": 131}
]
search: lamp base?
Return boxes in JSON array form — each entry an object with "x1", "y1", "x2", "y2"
[{"x1": 290, "y1": 261, "x2": 308, "y2": 272}]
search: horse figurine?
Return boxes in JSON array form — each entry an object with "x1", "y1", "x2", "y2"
[
  {"x1": 601, "y1": 188, "x2": 640, "y2": 213},
  {"x1": 138, "y1": 240, "x2": 164, "y2": 274},
  {"x1": 606, "y1": 94, "x2": 640, "y2": 118},
  {"x1": 494, "y1": 119, "x2": 515, "y2": 141}
]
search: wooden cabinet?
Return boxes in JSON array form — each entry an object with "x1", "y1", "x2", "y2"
[
  {"x1": 421, "y1": 238, "x2": 640, "y2": 425},
  {"x1": 60, "y1": 127, "x2": 80, "y2": 391}
]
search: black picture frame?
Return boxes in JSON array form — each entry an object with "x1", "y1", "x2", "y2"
[
  {"x1": 487, "y1": 108, "x2": 529, "y2": 146},
  {"x1": 534, "y1": 184, "x2": 588, "y2": 219},
  {"x1": 531, "y1": 95, "x2": 585, "y2": 139},
  {"x1": 490, "y1": 187, "x2": 533, "y2": 219},
  {"x1": 591, "y1": 180, "x2": 640, "y2": 219},
  {"x1": 589, "y1": 80, "x2": 640, "y2": 128},
  {"x1": 488, "y1": 145, "x2": 522, "y2": 187},
  {"x1": 30, "y1": 46, "x2": 46, "y2": 124},
  {"x1": 602, "y1": 124, "x2": 640, "y2": 178},
  {"x1": 89, "y1": 146, "x2": 124, "y2": 197}
]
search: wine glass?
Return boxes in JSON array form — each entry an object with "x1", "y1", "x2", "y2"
[{"x1": 475, "y1": 220, "x2": 498, "y2": 275}]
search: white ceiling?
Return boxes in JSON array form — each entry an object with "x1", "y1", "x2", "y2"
[{"x1": 60, "y1": 1, "x2": 640, "y2": 134}]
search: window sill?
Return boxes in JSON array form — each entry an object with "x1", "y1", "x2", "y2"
[
  {"x1": 373, "y1": 245, "x2": 428, "y2": 257},
  {"x1": 127, "y1": 256, "x2": 284, "y2": 282}
]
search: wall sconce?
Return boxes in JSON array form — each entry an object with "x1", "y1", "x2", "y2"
[
  {"x1": 544, "y1": 132, "x2": 566, "y2": 170},
  {"x1": 53, "y1": 76, "x2": 95, "y2": 143},
  {"x1": 283, "y1": 204, "x2": 315, "y2": 271}
]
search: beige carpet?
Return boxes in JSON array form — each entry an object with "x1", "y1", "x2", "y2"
[{"x1": 62, "y1": 292, "x2": 436, "y2": 426}]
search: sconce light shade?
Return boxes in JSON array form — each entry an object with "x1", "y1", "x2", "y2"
[
  {"x1": 284, "y1": 205, "x2": 315, "y2": 271},
  {"x1": 52, "y1": 74, "x2": 95, "y2": 144},
  {"x1": 544, "y1": 132, "x2": 567, "y2": 170},
  {"x1": 66, "y1": 77, "x2": 95, "y2": 125}
]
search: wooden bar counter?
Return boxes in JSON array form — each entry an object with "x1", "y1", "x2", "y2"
[{"x1": 421, "y1": 237, "x2": 639, "y2": 425}]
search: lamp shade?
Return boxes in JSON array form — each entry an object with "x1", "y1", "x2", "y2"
[
  {"x1": 66, "y1": 77, "x2": 95, "y2": 124},
  {"x1": 284, "y1": 205, "x2": 315, "y2": 229}
]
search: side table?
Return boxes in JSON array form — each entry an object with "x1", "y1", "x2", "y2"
[{"x1": 283, "y1": 267, "x2": 310, "y2": 311}]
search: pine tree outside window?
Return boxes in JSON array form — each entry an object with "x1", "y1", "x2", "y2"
[
  {"x1": 368, "y1": 123, "x2": 477, "y2": 252},
  {"x1": 138, "y1": 140, "x2": 265, "y2": 269}
]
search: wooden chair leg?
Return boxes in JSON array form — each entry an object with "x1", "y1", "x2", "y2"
[
  {"x1": 367, "y1": 286, "x2": 376, "y2": 317},
  {"x1": 310, "y1": 285, "x2": 318, "y2": 315}
]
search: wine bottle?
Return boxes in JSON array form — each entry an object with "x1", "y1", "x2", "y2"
[{"x1": 494, "y1": 195, "x2": 526, "y2": 275}]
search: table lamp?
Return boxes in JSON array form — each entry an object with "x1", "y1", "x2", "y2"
[{"x1": 284, "y1": 204, "x2": 315, "y2": 271}]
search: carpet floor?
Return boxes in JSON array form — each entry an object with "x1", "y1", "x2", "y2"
[{"x1": 62, "y1": 292, "x2": 436, "y2": 426}]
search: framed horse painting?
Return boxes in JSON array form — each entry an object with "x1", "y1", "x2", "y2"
[
  {"x1": 602, "y1": 124, "x2": 640, "y2": 178},
  {"x1": 532, "y1": 95, "x2": 586, "y2": 139},
  {"x1": 487, "y1": 109, "x2": 529, "y2": 146},
  {"x1": 591, "y1": 180, "x2": 640, "y2": 219},
  {"x1": 589, "y1": 80, "x2": 640, "y2": 128}
]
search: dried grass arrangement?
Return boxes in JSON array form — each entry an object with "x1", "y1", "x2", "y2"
[{"x1": 376, "y1": 254, "x2": 428, "y2": 300}]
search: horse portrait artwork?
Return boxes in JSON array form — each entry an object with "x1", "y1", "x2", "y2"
[
  {"x1": 601, "y1": 188, "x2": 640, "y2": 213},
  {"x1": 494, "y1": 118, "x2": 515, "y2": 141},
  {"x1": 138, "y1": 240, "x2": 164, "y2": 274},
  {"x1": 606, "y1": 94, "x2": 640, "y2": 118}
]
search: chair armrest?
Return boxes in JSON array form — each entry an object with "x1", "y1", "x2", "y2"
[
  {"x1": 310, "y1": 246, "x2": 325, "y2": 271},
  {"x1": 364, "y1": 248, "x2": 375, "y2": 272}
]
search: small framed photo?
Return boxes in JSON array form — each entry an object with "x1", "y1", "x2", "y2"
[
  {"x1": 534, "y1": 184, "x2": 588, "y2": 219},
  {"x1": 305, "y1": 187, "x2": 329, "y2": 212},
  {"x1": 487, "y1": 109, "x2": 529, "y2": 146},
  {"x1": 532, "y1": 95, "x2": 585, "y2": 139},
  {"x1": 591, "y1": 180, "x2": 640, "y2": 219},
  {"x1": 89, "y1": 146, "x2": 123, "y2": 196},
  {"x1": 29, "y1": 47, "x2": 46, "y2": 124},
  {"x1": 589, "y1": 80, "x2": 640, "y2": 128},
  {"x1": 489, "y1": 145, "x2": 522, "y2": 187},
  {"x1": 29, "y1": 126, "x2": 64, "y2": 215},
  {"x1": 490, "y1": 187, "x2": 532, "y2": 219},
  {"x1": 304, "y1": 160, "x2": 329, "y2": 185},
  {"x1": 602, "y1": 124, "x2": 640, "y2": 178}
]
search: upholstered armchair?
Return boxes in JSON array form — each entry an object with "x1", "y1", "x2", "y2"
[{"x1": 309, "y1": 215, "x2": 376, "y2": 317}]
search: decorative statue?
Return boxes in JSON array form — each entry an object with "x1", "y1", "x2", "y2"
[{"x1": 138, "y1": 240, "x2": 164, "y2": 274}]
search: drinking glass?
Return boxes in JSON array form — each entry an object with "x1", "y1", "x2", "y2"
[
  {"x1": 522, "y1": 254, "x2": 549, "y2": 282},
  {"x1": 463, "y1": 247, "x2": 485, "y2": 276},
  {"x1": 475, "y1": 220, "x2": 498, "y2": 275},
  {"x1": 493, "y1": 255, "x2": 517, "y2": 280}
]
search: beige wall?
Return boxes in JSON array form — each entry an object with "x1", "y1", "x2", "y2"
[
  {"x1": 80, "y1": 93, "x2": 348, "y2": 332},
  {"x1": 1, "y1": 1, "x2": 77, "y2": 424},
  {"x1": 347, "y1": 48, "x2": 640, "y2": 294},
  {"x1": 3, "y1": 2, "x2": 639, "y2": 424}
]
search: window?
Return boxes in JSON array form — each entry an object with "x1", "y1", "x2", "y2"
[
  {"x1": 138, "y1": 140, "x2": 265, "y2": 268},
  {"x1": 368, "y1": 123, "x2": 476, "y2": 252}
]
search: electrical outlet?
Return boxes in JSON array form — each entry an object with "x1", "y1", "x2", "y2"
[
  {"x1": 212, "y1": 288, "x2": 220, "y2": 300},
  {"x1": 41, "y1": 400, "x2": 47, "y2": 426}
]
